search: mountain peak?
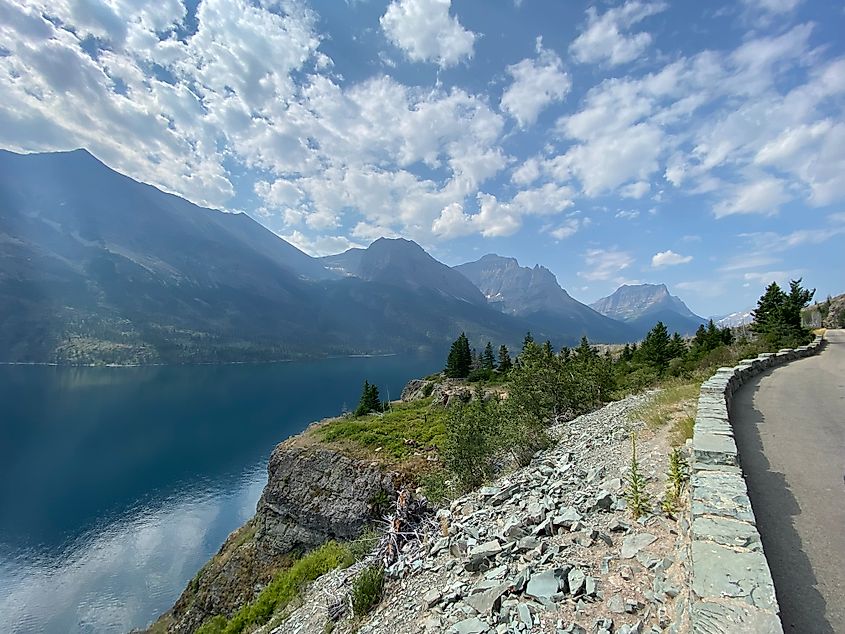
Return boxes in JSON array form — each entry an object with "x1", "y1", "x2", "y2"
[
  {"x1": 320, "y1": 238, "x2": 486, "y2": 305},
  {"x1": 590, "y1": 283, "x2": 704, "y2": 335}
]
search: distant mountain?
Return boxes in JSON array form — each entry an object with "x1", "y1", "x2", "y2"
[
  {"x1": 454, "y1": 254, "x2": 635, "y2": 344},
  {"x1": 321, "y1": 238, "x2": 486, "y2": 306},
  {"x1": 590, "y1": 283, "x2": 705, "y2": 336},
  {"x1": 0, "y1": 149, "x2": 555, "y2": 363},
  {"x1": 711, "y1": 310, "x2": 754, "y2": 328}
]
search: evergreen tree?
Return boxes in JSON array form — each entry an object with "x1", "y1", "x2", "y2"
[
  {"x1": 639, "y1": 321, "x2": 671, "y2": 373},
  {"x1": 445, "y1": 332, "x2": 472, "y2": 378},
  {"x1": 620, "y1": 343, "x2": 633, "y2": 362},
  {"x1": 354, "y1": 380, "x2": 382, "y2": 416},
  {"x1": 481, "y1": 342, "x2": 496, "y2": 371},
  {"x1": 751, "y1": 279, "x2": 814, "y2": 347},
  {"x1": 497, "y1": 344, "x2": 512, "y2": 372},
  {"x1": 522, "y1": 331, "x2": 534, "y2": 351},
  {"x1": 668, "y1": 332, "x2": 687, "y2": 358},
  {"x1": 542, "y1": 339, "x2": 554, "y2": 357}
]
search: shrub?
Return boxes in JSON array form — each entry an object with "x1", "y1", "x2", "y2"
[
  {"x1": 351, "y1": 566, "x2": 385, "y2": 617},
  {"x1": 625, "y1": 434, "x2": 651, "y2": 520},
  {"x1": 196, "y1": 541, "x2": 354, "y2": 634},
  {"x1": 441, "y1": 397, "x2": 500, "y2": 490}
]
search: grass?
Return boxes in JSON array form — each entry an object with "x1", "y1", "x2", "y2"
[
  {"x1": 351, "y1": 566, "x2": 385, "y2": 617},
  {"x1": 629, "y1": 379, "x2": 699, "y2": 446},
  {"x1": 315, "y1": 397, "x2": 447, "y2": 461},
  {"x1": 195, "y1": 541, "x2": 354, "y2": 634}
]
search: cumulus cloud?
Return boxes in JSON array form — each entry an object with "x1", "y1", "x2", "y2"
[
  {"x1": 579, "y1": 248, "x2": 634, "y2": 281},
  {"x1": 500, "y1": 39, "x2": 571, "y2": 127},
  {"x1": 380, "y1": 0, "x2": 476, "y2": 68},
  {"x1": 570, "y1": 1, "x2": 667, "y2": 66},
  {"x1": 651, "y1": 250, "x2": 693, "y2": 268},
  {"x1": 713, "y1": 177, "x2": 790, "y2": 217}
]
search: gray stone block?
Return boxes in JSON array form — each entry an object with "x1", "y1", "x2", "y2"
[
  {"x1": 693, "y1": 432, "x2": 738, "y2": 467},
  {"x1": 691, "y1": 542, "x2": 777, "y2": 610},
  {"x1": 691, "y1": 516, "x2": 762, "y2": 551},
  {"x1": 691, "y1": 601, "x2": 783, "y2": 634}
]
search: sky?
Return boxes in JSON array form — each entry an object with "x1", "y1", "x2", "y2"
[{"x1": 0, "y1": 0, "x2": 843, "y2": 317}]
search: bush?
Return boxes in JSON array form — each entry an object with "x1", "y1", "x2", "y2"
[
  {"x1": 441, "y1": 397, "x2": 500, "y2": 490},
  {"x1": 196, "y1": 541, "x2": 354, "y2": 634},
  {"x1": 351, "y1": 566, "x2": 385, "y2": 617}
]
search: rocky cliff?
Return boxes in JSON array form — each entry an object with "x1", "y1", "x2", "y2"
[{"x1": 148, "y1": 440, "x2": 395, "y2": 633}]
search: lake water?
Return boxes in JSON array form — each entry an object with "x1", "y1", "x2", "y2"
[{"x1": 0, "y1": 354, "x2": 440, "y2": 633}]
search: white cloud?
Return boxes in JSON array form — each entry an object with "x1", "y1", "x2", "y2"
[
  {"x1": 615, "y1": 210, "x2": 640, "y2": 220},
  {"x1": 283, "y1": 230, "x2": 365, "y2": 257},
  {"x1": 380, "y1": 0, "x2": 476, "y2": 68},
  {"x1": 651, "y1": 250, "x2": 693, "y2": 268},
  {"x1": 620, "y1": 181, "x2": 651, "y2": 199},
  {"x1": 570, "y1": 1, "x2": 667, "y2": 66},
  {"x1": 741, "y1": 0, "x2": 802, "y2": 13},
  {"x1": 549, "y1": 218, "x2": 584, "y2": 240},
  {"x1": 579, "y1": 248, "x2": 634, "y2": 281},
  {"x1": 500, "y1": 39, "x2": 571, "y2": 127},
  {"x1": 713, "y1": 176, "x2": 790, "y2": 217}
]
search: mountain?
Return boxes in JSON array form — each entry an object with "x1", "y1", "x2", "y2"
[
  {"x1": 0, "y1": 149, "x2": 552, "y2": 363},
  {"x1": 590, "y1": 283, "x2": 706, "y2": 336},
  {"x1": 454, "y1": 254, "x2": 635, "y2": 344},
  {"x1": 321, "y1": 238, "x2": 486, "y2": 306},
  {"x1": 711, "y1": 310, "x2": 754, "y2": 328}
]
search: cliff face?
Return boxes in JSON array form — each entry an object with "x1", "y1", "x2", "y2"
[
  {"x1": 150, "y1": 441, "x2": 394, "y2": 633},
  {"x1": 255, "y1": 444, "x2": 395, "y2": 555}
]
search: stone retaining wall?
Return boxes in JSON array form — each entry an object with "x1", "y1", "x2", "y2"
[{"x1": 688, "y1": 335, "x2": 826, "y2": 633}]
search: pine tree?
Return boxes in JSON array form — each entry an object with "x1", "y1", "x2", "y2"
[
  {"x1": 751, "y1": 279, "x2": 814, "y2": 347},
  {"x1": 481, "y1": 342, "x2": 496, "y2": 370},
  {"x1": 522, "y1": 331, "x2": 534, "y2": 352},
  {"x1": 639, "y1": 321, "x2": 671, "y2": 373},
  {"x1": 620, "y1": 343, "x2": 632, "y2": 362},
  {"x1": 497, "y1": 344, "x2": 512, "y2": 372},
  {"x1": 445, "y1": 332, "x2": 472, "y2": 378},
  {"x1": 354, "y1": 380, "x2": 382, "y2": 416},
  {"x1": 542, "y1": 340, "x2": 554, "y2": 357},
  {"x1": 668, "y1": 332, "x2": 686, "y2": 358}
]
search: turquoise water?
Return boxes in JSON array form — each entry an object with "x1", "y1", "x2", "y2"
[{"x1": 0, "y1": 355, "x2": 439, "y2": 633}]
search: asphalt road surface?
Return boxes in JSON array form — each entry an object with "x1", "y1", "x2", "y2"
[{"x1": 732, "y1": 330, "x2": 845, "y2": 633}]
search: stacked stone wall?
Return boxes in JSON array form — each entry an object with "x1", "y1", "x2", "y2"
[{"x1": 688, "y1": 335, "x2": 826, "y2": 633}]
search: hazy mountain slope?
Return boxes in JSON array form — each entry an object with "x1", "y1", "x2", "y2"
[
  {"x1": 590, "y1": 283, "x2": 705, "y2": 336},
  {"x1": 0, "y1": 150, "x2": 551, "y2": 363},
  {"x1": 321, "y1": 238, "x2": 486, "y2": 306},
  {"x1": 454, "y1": 254, "x2": 635, "y2": 343}
]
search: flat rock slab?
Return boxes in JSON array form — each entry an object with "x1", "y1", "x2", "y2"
[
  {"x1": 691, "y1": 601, "x2": 783, "y2": 634},
  {"x1": 691, "y1": 471, "x2": 755, "y2": 523},
  {"x1": 692, "y1": 516, "x2": 762, "y2": 552},
  {"x1": 691, "y1": 542, "x2": 777, "y2": 610},
  {"x1": 620, "y1": 533, "x2": 657, "y2": 559},
  {"x1": 693, "y1": 432, "x2": 739, "y2": 467},
  {"x1": 449, "y1": 617, "x2": 491, "y2": 634}
]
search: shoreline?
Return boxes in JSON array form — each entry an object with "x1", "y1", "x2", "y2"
[{"x1": 0, "y1": 352, "x2": 402, "y2": 369}]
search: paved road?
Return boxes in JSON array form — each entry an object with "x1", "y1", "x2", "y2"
[{"x1": 732, "y1": 330, "x2": 845, "y2": 633}]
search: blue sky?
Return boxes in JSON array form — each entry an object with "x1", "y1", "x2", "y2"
[{"x1": 0, "y1": 0, "x2": 843, "y2": 316}]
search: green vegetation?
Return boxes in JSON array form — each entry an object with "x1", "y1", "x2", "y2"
[
  {"x1": 196, "y1": 541, "x2": 354, "y2": 634},
  {"x1": 445, "y1": 332, "x2": 472, "y2": 378},
  {"x1": 354, "y1": 380, "x2": 384, "y2": 416},
  {"x1": 625, "y1": 434, "x2": 651, "y2": 520},
  {"x1": 751, "y1": 279, "x2": 814, "y2": 348},
  {"x1": 497, "y1": 344, "x2": 512, "y2": 372},
  {"x1": 316, "y1": 397, "x2": 447, "y2": 460},
  {"x1": 661, "y1": 448, "x2": 690, "y2": 516},
  {"x1": 442, "y1": 396, "x2": 502, "y2": 490},
  {"x1": 350, "y1": 566, "x2": 385, "y2": 617}
]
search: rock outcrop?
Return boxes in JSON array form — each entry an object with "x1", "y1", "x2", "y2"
[
  {"x1": 255, "y1": 444, "x2": 395, "y2": 555},
  {"x1": 147, "y1": 440, "x2": 395, "y2": 633}
]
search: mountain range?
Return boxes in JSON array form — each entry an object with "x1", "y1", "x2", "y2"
[
  {"x1": 590, "y1": 284, "x2": 706, "y2": 336},
  {"x1": 0, "y1": 149, "x2": 709, "y2": 364}
]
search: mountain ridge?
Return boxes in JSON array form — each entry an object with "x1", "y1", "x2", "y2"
[
  {"x1": 454, "y1": 254, "x2": 636, "y2": 344},
  {"x1": 590, "y1": 283, "x2": 705, "y2": 336}
]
